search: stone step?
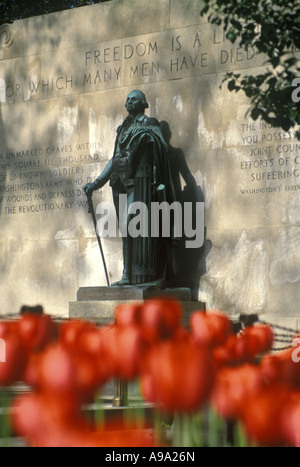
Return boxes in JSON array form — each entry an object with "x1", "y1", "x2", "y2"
[
  {"x1": 76, "y1": 286, "x2": 193, "y2": 301},
  {"x1": 70, "y1": 286, "x2": 205, "y2": 326}
]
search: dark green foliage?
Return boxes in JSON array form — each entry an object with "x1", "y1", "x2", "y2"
[{"x1": 200, "y1": 0, "x2": 300, "y2": 135}]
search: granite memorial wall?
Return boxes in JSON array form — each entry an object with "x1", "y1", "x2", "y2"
[{"x1": 0, "y1": 0, "x2": 299, "y2": 326}]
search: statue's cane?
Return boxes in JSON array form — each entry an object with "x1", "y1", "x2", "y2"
[
  {"x1": 86, "y1": 193, "x2": 110, "y2": 287},
  {"x1": 86, "y1": 192, "x2": 127, "y2": 407}
]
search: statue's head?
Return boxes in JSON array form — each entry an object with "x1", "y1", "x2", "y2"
[{"x1": 125, "y1": 89, "x2": 149, "y2": 115}]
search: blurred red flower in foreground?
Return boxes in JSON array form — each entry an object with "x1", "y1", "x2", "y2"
[
  {"x1": 213, "y1": 324, "x2": 274, "y2": 366},
  {"x1": 115, "y1": 298, "x2": 182, "y2": 342},
  {"x1": 1, "y1": 301, "x2": 298, "y2": 447},
  {"x1": 190, "y1": 310, "x2": 232, "y2": 347},
  {"x1": 17, "y1": 312, "x2": 56, "y2": 351},
  {"x1": 260, "y1": 348, "x2": 300, "y2": 388},
  {"x1": 210, "y1": 364, "x2": 265, "y2": 420},
  {"x1": 0, "y1": 321, "x2": 27, "y2": 386},
  {"x1": 141, "y1": 335, "x2": 214, "y2": 413},
  {"x1": 238, "y1": 384, "x2": 291, "y2": 447},
  {"x1": 100, "y1": 323, "x2": 147, "y2": 379},
  {"x1": 281, "y1": 394, "x2": 300, "y2": 447},
  {"x1": 12, "y1": 392, "x2": 156, "y2": 447}
]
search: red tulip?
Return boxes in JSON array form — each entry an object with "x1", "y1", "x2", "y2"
[
  {"x1": 58, "y1": 319, "x2": 96, "y2": 351},
  {"x1": 101, "y1": 324, "x2": 146, "y2": 379},
  {"x1": 17, "y1": 312, "x2": 56, "y2": 351},
  {"x1": 12, "y1": 392, "x2": 157, "y2": 447},
  {"x1": 137, "y1": 298, "x2": 182, "y2": 342},
  {"x1": 37, "y1": 343, "x2": 77, "y2": 396},
  {"x1": 141, "y1": 336, "x2": 213, "y2": 412},
  {"x1": 241, "y1": 324, "x2": 273, "y2": 356},
  {"x1": 229, "y1": 331, "x2": 261, "y2": 362},
  {"x1": 22, "y1": 352, "x2": 41, "y2": 388},
  {"x1": 76, "y1": 326, "x2": 104, "y2": 356},
  {"x1": 238, "y1": 384, "x2": 289, "y2": 446},
  {"x1": 190, "y1": 310, "x2": 232, "y2": 347},
  {"x1": 210, "y1": 364, "x2": 264, "y2": 420},
  {"x1": 281, "y1": 394, "x2": 300, "y2": 447},
  {"x1": 114, "y1": 303, "x2": 142, "y2": 327},
  {"x1": 260, "y1": 348, "x2": 300, "y2": 388},
  {"x1": 0, "y1": 327, "x2": 27, "y2": 386},
  {"x1": 72, "y1": 353, "x2": 105, "y2": 401},
  {"x1": 12, "y1": 392, "x2": 89, "y2": 447},
  {"x1": 213, "y1": 324, "x2": 274, "y2": 366},
  {"x1": 0, "y1": 320, "x2": 16, "y2": 339},
  {"x1": 12, "y1": 393, "x2": 46, "y2": 443},
  {"x1": 83, "y1": 420, "x2": 157, "y2": 447},
  {"x1": 76, "y1": 326, "x2": 113, "y2": 384}
]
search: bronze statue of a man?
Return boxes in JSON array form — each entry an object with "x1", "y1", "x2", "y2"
[{"x1": 83, "y1": 89, "x2": 176, "y2": 287}]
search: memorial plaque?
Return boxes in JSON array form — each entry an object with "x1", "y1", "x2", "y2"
[{"x1": 0, "y1": 0, "x2": 299, "y2": 326}]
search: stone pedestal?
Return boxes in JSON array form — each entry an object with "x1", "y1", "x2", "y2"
[
  {"x1": 69, "y1": 286, "x2": 205, "y2": 328},
  {"x1": 69, "y1": 286, "x2": 205, "y2": 406},
  {"x1": 69, "y1": 286, "x2": 205, "y2": 408}
]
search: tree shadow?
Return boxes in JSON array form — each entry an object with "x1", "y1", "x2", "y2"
[{"x1": 160, "y1": 120, "x2": 211, "y2": 301}]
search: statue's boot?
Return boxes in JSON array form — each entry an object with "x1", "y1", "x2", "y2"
[
  {"x1": 111, "y1": 239, "x2": 131, "y2": 287},
  {"x1": 111, "y1": 273, "x2": 130, "y2": 286}
]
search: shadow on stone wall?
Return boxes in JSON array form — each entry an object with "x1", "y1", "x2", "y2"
[
  {"x1": 0, "y1": 105, "x2": 7, "y2": 216},
  {"x1": 160, "y1": 121, "x2": 211, "y2": 301}
]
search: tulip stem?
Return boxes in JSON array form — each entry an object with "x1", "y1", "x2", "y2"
[
  {"x1": 154, "y1": 410, "x2": 164, "y2": 444},
  {"x1": 94, "y1": 390, "x2": 105, "y2": 428},
  {"x1": 173, "y1": 412, "x2": 205, "y2": 447},
  {"x1": 0, "y1": 389, "x2": 12, "y2": 445},
  {"x1": 234, "y1": 422, "x2": 249, "y2": 447},
  {"x1": 207, "y1": 407, "x2": 226, "y2": 447}
]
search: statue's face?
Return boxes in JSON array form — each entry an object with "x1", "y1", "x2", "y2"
[{"x1": 125, "y1": 91, "x2": 145, "y2": 116}]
